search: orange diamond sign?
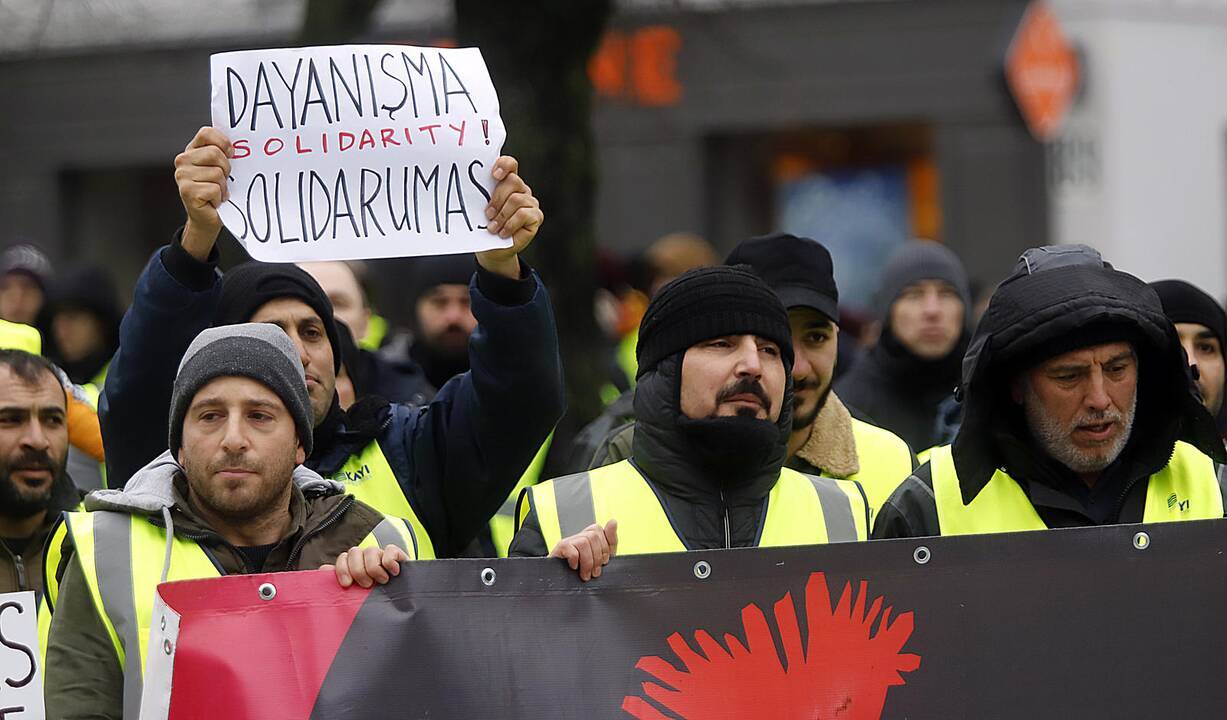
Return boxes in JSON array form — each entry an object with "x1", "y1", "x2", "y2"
[{"x1": 1005, "y1": 1, "x2": 1080, "y2": 141}]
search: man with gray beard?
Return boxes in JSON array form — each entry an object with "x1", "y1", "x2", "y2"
[{"x1": 874, "y1": 245, "x2": 1227, "y2": 538}]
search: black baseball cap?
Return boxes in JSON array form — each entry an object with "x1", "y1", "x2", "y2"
[{"x1": 725, "y1": 232, "x2": 840, "y2": 323}]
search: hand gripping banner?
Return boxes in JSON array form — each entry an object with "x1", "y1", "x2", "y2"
[{"x1": 140, "y1": 519, "x2": 1227, "y2": 718}]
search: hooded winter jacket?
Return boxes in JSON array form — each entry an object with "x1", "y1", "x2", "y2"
[
  {"x1": 512, "y1": 349, "x2": 854, "y2": 555},
  {"x1": 874, "y1": 246, "x2": 1227, "y2": 538},
  {"x1": 43, "y1": 451, "x2": 411, "y2": 720},
  {"x1": 99, "y1": 232, "x2": 564, "y2": 557}
]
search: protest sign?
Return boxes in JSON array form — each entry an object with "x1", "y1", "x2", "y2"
[
  {"x1": 0, "y1": 592, "x2": 43, "y2": 720},
  {"x1": 137, "y1": 519, "x2": 1227, "y2": 718},
  {"x1": 209, "y1": 45, "x2": 510, "y2": 262}
]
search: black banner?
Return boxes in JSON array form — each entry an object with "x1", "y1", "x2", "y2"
[{"x1": 152, "y1": 519, "x2": 1227, "y2": 719}]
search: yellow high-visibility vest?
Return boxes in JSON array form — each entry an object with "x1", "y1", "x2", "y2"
[
  {"x1": 521, "y1": 459, "x2": 869, "y2": 554},
  {"x1": 53, "y1": 509, "x2": 415, "y2": 720},
  {"x1": 330, "y1": 440, "x2": 436, "y2": 559},
  {"x1": 488, "y1": 433, "x2": 553, "y2": 558},
  {"x1": 929, "y1": 441, "x2": 1224, "y2": 535},
  {"x1": 843, "y1": 418, "x2": 915, "y2": 523}
]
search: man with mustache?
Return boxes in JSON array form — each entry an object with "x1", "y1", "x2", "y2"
[
  {"x1": 510, "y1": 266, "x2": 869, "y2": 577},
  {"x1": 875, "y1": 245, "x2": 1227, "y2": 538},
  {"x1": 44, "y1": 324, "x2": 418, "y2": 720},
  {"x1": 581, "y1": 234, "x2": 915, "y2": 524},
  {"x1": 99, "y1": 127, "x2": 563, "y2": 560},
  {"x1": 400, "y1": 254, "x2": 482, "y2": 391},
  {"x1": 726, "y1": 234, "x2": 915, "y2": 520},
  {"x1": 0, "y1": 349, "x2": 78, "y2": 595}
]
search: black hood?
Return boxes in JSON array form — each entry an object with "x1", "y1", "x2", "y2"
[
  {"x1": 952, "y1": 247, "x2": 1225, "y2": 502},
  {"x1": 631, "y1": 351, "x2": 793, "y2": 506}
]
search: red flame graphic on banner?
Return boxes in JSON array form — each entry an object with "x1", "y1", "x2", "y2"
[{"x1": 622, "y1": 572, "x2": 920, "y2": 719}]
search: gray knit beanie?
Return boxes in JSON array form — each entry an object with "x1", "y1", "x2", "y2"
[
  {"x1": 873, "y1": 240, "x2": 971, "y2": 321},
  {"x1": 169, "y1": 323, "x2": 314, "y2": 457}
]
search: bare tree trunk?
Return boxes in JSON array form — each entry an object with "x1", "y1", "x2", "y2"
[
  {"x1": 456, "y1": 0, "x2": 614, "y2": 474},
  {"x1": 299, "y1": 0, "x2": 384, "y2": 44}
]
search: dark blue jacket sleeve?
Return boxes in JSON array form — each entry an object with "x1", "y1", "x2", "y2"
[
  {"x1": 99, "y1": 240, "x2": 220, "y2": 486},
  {"x1": 394, "y1": 266, "x2": 565, "y2": 556}
]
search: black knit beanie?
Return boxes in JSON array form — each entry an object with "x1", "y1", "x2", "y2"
[
  {"x1": 215, "y1": 261, "x2": 341, "y2": 372},
  {"x1": 637, "y1": 265, "x2": 793, "y2": 378},
  {"x1": 1150, "y1": 279, "x2": 1227, "y2": 350},
  {"x1": 169, "y1": 323, "x2": 314, "y2": 458},
  {"x1": 408, "y1": 254, "x2": 476, "y2": 306}
]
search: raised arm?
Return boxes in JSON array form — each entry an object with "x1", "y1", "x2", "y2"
[{"x1": 99, "y1": 127, "x2": 231, "y2": 485}]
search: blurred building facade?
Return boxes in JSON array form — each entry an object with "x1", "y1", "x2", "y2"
[{"x1": 1, "y1": 0, "x2": 1224, "y2": 302}]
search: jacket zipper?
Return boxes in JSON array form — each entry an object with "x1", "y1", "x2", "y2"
[
  {"x1": 1111, "y1": 445, "x2": 1177, "y2": 523},
  {"x1": 285, "y1": 495, "x2": 355, "y2": 571},
  {"x1": 168, "y1": 526, "x2": 249, "y2": 571},
  {"x1": 719, "y1": 489, "x2": 731, "y2": 549},
  {"x1": 14, "y1": 555, "x2": 26, "y2": 590}
]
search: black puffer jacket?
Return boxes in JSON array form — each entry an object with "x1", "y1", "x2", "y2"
[
  {"x1": 510, "y1": 350, "x2": 794, "y2": 555},
  {"x1": 875, "y1": 246, "x2": 1227, "y2": 538}
]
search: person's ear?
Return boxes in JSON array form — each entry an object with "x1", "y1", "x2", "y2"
[
  {"x1": 1010, "y1": 375, "x2": 1026, "y2": 405},
  {"x1": 295, "y1": 440, "x2": 306, "y2": 466},
  {"x1": 176, "y1": 448, "x2": 186, "y2": 467}
]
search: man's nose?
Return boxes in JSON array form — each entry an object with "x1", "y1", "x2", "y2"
[
  {"x1": 21, "y1": 419, "x2": 50, "y2": 452},
  {"x1": 1180, "y1": 339, "x2": 1197, "y2": 368},
  {"x1": 791, "y1": 338, "x2": 812, "y2": 379},
  {"x1": 219, "y1": 415, "x2": 250, "y2": 452},
  {"x1": 1085, "y1": 371, "x2": 1112, "y2": 412},
  {"x1": 734, "y1": 337, "x2": 764, "y2": 377}
]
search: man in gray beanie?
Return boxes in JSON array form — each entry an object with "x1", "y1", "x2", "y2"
[
  {"x1": 45, "y1": 323, "x2": 419, "y2": 720},
  {"x1": 510, "y1": 266, "x2": 869, "y2": 580},
  {"x1": 835, "y1": 240, "x2": 971, "y2": 452}
]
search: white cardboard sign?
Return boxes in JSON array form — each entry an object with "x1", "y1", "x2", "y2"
[
  {"x1": 209, "y1": 44, "x2": 510, "y2": 262},
  {"x1": 0, "y1": 592, "x2": 43, "y2": 719}
]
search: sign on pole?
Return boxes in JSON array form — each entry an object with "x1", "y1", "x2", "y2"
[
  {"x1": 1005, "y1": 1, "x2": 1080, "y2": 141},
  {"x1": 0, "y1": 592, "x2": 43, "y2": 720},
  {"x1": 209, "y1": 45, "x2": 511, "y2": 263}
]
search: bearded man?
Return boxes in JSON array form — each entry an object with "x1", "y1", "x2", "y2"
[
  {"x1": 875, "y1": 245, "x2": 1227, "y2": 538},
  {"x1": 0, "y1": 349, "x2": 78, "y2": 594}
]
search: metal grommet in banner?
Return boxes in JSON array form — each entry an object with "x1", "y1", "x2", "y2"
[
  {"x1": 913, "y1": 546, "x2": 931, "y2": 565},
  {"x1": 163, "y1": 639, "x2": 173, "y2": 656},
  {"x1": 257, "y1": 582, "x2": 277, "y2": 601},
  {"x1": 480, "y1": 567, "x2": 497, "y2": 586},
  {"x1": 1133, "y1": 532, "x2": 1150, "y2": 550},
  {"x1": 160, "y1": 616, "x2": 166, "y2": 631},
  {"x1": 693, "y1": 560, "x2": 711, "y2": 580}
]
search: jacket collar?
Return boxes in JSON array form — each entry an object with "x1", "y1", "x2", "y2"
[{"x1": 795, "y1": 392, "x2": 859, "y2": 478}]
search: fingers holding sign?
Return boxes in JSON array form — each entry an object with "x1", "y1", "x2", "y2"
[
  {"x1": 325, "y1": 544, "x2": 410, "y2": 589},
  {"x1": 476, "y1": 155, "x2": 543, "y2": 279},
  {"x1": 550, "y1": 519, "x2": 618, "y2": 582},
  {"x1": 174, "y1": 126, "x2": 233, "y2": 261}
]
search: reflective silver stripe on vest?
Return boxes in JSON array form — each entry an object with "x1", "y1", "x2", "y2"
[
  {"x1": 554, "y1": 473, "x2": 596, "y2": 538},
  {"x1": 371, "y1": 518, "x2": 412, "y2": 557},
  {"x1": 93, "y1": 512, "x2": 143, "y2": 719},
  {"x1": 808, "y1": 476, "x2": 858, "y2": 543}
]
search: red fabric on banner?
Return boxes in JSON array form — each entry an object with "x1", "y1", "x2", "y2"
[{"x1": 157, "y1": 570, "x2": 371, "y2": 719}]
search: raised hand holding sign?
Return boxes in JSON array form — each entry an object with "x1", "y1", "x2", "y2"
[{"x1": 206, "y1": 45, "x2": 511, "y2": 263}]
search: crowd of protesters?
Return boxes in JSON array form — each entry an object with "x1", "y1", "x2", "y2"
[{"x1": 0, "y1": 123, "x2": 1224, "y2": 718}]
